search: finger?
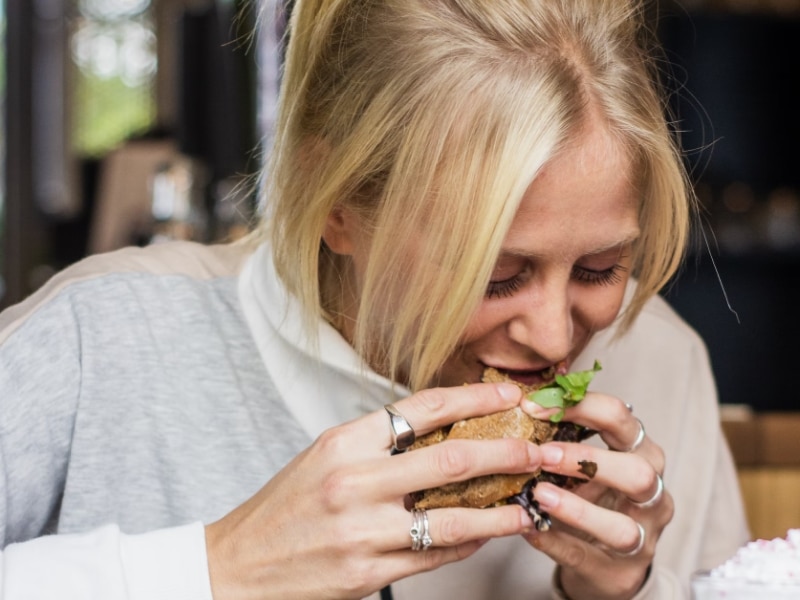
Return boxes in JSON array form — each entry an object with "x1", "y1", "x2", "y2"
[
  {"x1": 378, "y1": 504, "x2": 532, "y2": 553},
  {"x1": 356, "y1": 382, "x2": 523, "y2": 453},
  {"x1": 376, "y1": 540, "x2": 488, "y2": 586},
  {"x1": 538, "y1": 393, "x2": 664, "y2": 467},
  {"x1": 531, "y1": 482, "x2": 649, "y2": 556},
  {"x1": 538, "y1": 443, "x2": 663, "y2": 505},
  {"x1": 524, "y1": 530, "x2": 649, "y2": 598},
  {"x1": 346, "y1": 438, "x2": 541, "y2": 500}
]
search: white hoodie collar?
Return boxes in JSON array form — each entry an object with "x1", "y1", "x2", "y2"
[{"x1": 238, "y1": 242, "x2": 410, "y2": 438}]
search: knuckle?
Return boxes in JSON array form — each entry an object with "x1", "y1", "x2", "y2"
[
  {"x1": 615, "y1": 570, "x2": 647, "y2": 596},
  {"x1": 412, "y1": 387, "x2": 448, "y2": 416},
  {"x1": 612, "y1": 400, "x2": 633, "y2": 424},
  {"x1": 503, "y1": 439, "x2": 533, "y2": 470},
  {"x1": 338, "y1": 561, "x2": 376, "y2": 597},
  {"x1": 320, "y1": 469, "x2": 359, "y2": 511},
  {"x1": 617, "y1": 521, "x2": 641, "y2": 551},
  {"x1": 561, "y1": 543, "x2": 587, "y2": 568},
  {"x1": 652, "y1": 447, "x2": 667, "y2": 473},
  {"x1": 632, "y1": 459, "x2": 658, "y2": 494},
  {"x1": 659, "y1": 492, "x2": 675, "y2": 527},
  {"x1": 418, "y1": 547, "x2": 447, "y2": 571},
  {"x1": 315, "y1": 427, "x2": 349, "y2": 457},
  {"x1": 433, "y1": 442, "x2": 472, "y2": 480},
  {"x1": 437, "y1": 513, "x2": 468, "y2": 545}
]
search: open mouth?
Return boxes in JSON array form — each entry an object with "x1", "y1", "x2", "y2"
[{"x1": 487, "y1": 360, "x2": 568, "y2": 388}]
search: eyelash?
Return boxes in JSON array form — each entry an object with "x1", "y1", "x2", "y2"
[
  {"x1": 571, "y1": 263, "x2": 628, "y2": 286},
  {"x1": 485, "y1": 276, "x2": 524, "y2": 299},
  {"x1": 485, "y1": 264, "x2": 628, "y2": 299}
]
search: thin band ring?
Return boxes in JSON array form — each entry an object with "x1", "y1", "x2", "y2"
[
  {"x1": 410, "y1": 508, "x2": 432, "y2": 551},
  {"x1": 614, "y1": 521, "x2": 646, "y2": 557},
  {"x1": 630, "y1": 473, "x2": 664, "y2": 509},
  {"x1": 384, "y1": 404, "x2": 416, "y2": 454},
  {"x1": 618, "y1": 417, "x2": 646, "y2": 453}
]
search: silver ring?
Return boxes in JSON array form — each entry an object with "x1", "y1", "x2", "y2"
[
  {"x1": 630, "y1": 473, "x2": 664, "y2": 509},
  {"x1": 624, "y1": 403, "x2": 634, "y2": 413},
  {"x1": 614, "y1": 522, "x2": 646, "y2": 557},
  {"x1": 384, "y1": 404, "x2": 416, "y2": 454},
  {"x1": 410, "y1": 508, "x2": 432, "y2": 551},
  {"x1": 618, "y1": 417, "x2": 646, "y2": 453}
]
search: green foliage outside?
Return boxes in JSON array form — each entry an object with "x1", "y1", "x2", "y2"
[{"x1": 72, "y1": 69, "x2": 156, "y2": 158}]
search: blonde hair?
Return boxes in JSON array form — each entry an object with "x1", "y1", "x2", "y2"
[{"x1": 255, "y1": 0, "x2": 692, "y2": 391}]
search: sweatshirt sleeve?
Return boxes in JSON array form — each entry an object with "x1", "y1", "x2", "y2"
[
  {"x1": 1, "y1": 281, "x2": 215, "y2": 599},
  {"x1": 0, "y1": 293, "x2": 83, "y2": 548},
  {"x1": 0, "y1": 522, "x2": 213, "y2": 600}
]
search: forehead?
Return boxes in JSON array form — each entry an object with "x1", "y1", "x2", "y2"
[{"x1": 503, "y1": 124, "x2": 640, "y2": 259}]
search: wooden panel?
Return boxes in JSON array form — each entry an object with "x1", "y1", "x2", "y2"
[{"x1": 737, "y1": 467, "x2": 800, "y2": 541}]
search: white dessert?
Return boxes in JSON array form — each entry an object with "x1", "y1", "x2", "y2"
[
  {"x1": 710, "y1": 529, "x2": 800, "y2": 584},
  {"x1": 692, "y1": 530, "x2": 800, "y2": 598}
]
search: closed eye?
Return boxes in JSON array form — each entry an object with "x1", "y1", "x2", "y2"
[
  {"x1": 571, "y1": 263, "x2": 628, "y2": 286},
  {"x1": 485, "y1": 274, "x2": 524, "y2": 299}
]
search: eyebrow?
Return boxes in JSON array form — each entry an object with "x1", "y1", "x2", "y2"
[{"x1": 499, "y1": 228, "x2": 641, "y2": 261}]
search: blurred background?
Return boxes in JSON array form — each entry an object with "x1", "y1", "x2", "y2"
[
  {"x1": 1, "y1": 0, "x2": 799, "y2": 538},
  {"x1": 1, "y1": 0, "x2": 283, "y2": 308},
  {"x1": 0, "y1": 0, "x2": 800, "y2": 411}
]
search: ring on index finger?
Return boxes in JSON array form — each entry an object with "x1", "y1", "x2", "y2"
[
  {"x1": 613, "y1": 522, "x2": 646, "y2": 558},
  {"x1": 385, "y1": 404, "x2": 416, "y2": 454},
  {"x1": 629, "y1": 472, "x2": 664, "y2": 509},
  {"x1": 616, "y1": 417, "x2": 646, "y2": 453}
]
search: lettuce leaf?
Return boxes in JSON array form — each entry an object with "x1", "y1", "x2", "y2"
[{"x1": 529, "y1": 360, "x2": 602, "y2": 422}]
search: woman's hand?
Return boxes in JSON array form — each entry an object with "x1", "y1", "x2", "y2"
[
  {"x1": 205, "y1": 381, "x2": 543, "y2": 600},
  {"x1": 520, "y1": 394, "x2": 674, "y2": 600}
]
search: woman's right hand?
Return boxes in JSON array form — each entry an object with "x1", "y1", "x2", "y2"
[{"x1": 205, "y1": 381, "x2": 542, "y2": 599}]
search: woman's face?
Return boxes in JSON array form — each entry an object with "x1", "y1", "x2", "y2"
[{"x1": 434, "y1": 122, "x2": 640, "y2": 388}]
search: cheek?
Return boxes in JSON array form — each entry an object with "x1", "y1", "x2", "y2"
[{"x1": 572, "y1": 282, "x2": 629, "y2": 332}]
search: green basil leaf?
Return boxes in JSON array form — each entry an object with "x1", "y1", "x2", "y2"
[
  {"x1": 530, "y1": 387, "x2": 565, "y2": 408},
  {"x1": 526, "y1": 360, "x2": 602, "y2": 422}
]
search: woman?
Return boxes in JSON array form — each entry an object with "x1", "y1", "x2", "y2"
[{"x1": 0, "y1": 0, "x2": 747, "y2": 598}]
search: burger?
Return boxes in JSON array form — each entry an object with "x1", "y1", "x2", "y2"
[{"x1": 409, "y1": 362, "x2": 601, "y2": 531}]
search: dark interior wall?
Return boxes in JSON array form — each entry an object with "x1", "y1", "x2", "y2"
[
  {"x1": 659, "y1": 7, "x2": 800, "y2": 410},
  {"x1": 665, "y1": 253, "x2": 800, "y2": 411},
  {"x1": 2, "y1": 0, "x2": 51, "y2": 310}
]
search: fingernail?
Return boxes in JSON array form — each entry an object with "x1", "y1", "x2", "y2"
[
  {"x1": 540, "y1": 444, "x2": 563, "y2": 466},
  {"x1": 534, "y1": 486, "x2": 559, "y2": 510},
  {"x1": 520, "y1": 400, "x2": 559, "y2": 420},
  {"x1": 496, "y1": 383, "x2": 521, "y2": 402}
]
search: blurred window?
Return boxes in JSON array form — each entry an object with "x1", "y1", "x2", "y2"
[{"x1": 70, "y1": 0, "x2": 157, "y2": 158}]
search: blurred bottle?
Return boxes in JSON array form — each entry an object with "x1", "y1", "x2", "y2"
[{"x1": 149, "y1": 155, "x2": 209, "y2": 244}]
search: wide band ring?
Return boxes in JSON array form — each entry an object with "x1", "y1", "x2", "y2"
[
  {"x1": 410, "y1": 508, "x2": 432, "y2": 551},
  {"x1": 614, "y1": 521, "x2": 646, "y2": 557},
  {"x1": 618, "y1": 417, "x2": 646, "y2": 453},
  {"x1": 384, "y1": 404, "x2": 416, "y2": 454},
  {"x1": 630, "y1": 473, "x2": 664, "y2": 509}
]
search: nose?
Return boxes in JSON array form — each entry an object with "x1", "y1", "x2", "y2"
[{"x1": 506, "y1": 277, "x2": 573, "y2": 363}]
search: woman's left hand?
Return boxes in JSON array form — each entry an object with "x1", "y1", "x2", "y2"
[{"x1": 519, "y1": 392, "x2": 674, "y2": 600}]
